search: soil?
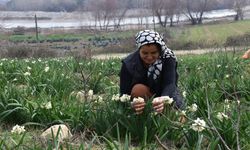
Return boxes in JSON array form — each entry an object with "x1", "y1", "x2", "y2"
[{"x1": 92, "y1": 47, "x2": 243, "y2": 59}]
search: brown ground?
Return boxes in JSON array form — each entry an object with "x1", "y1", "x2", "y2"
[{"x1": 92, "y1": 47, "x2": 243, "y2": 59}]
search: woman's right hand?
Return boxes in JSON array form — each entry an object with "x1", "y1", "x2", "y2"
[{"x1": 131, "y1": 101, "x2": 146, "y2": 115}]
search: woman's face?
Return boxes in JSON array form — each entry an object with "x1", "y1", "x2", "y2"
[{"x1": 139, "y1": 44, "x2": 160, "y2": 66}]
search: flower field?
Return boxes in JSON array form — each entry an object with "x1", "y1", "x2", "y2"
[{"x1": 0, "y1": 51, "x2": 250, "y2": 149}]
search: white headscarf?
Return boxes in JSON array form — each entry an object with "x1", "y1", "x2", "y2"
[{"x1": 135, "y1": 30, "x2": 176, "y2": 80}]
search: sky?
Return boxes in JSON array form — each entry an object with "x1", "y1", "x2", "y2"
[{"x1": 0, "y1": 0, "x2": 10, "y2": 4}]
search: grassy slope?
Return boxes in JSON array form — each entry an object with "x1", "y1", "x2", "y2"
[{"x1": 172, "y1": 20, "x2": 250, "y2": 44}]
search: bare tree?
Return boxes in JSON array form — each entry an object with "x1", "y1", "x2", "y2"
[
  {"x1": 134, "y1": 0, "x2": 152, "y2": 28},
  {"x1": 150, "y1": 0, "x2": 181, "y2": 28},
  {"x1": 112, "y1": 0, "x2": 132, "y2": 30},
  {"x1": 233, "y1": 0, "x2": 247, "y2": 21},
  {"x1": 181, "y1": 0, "x2": 212, "y2": 25},
  {"x1": 167, "y1": 0, "x2": 182, "y2": 27},
  {"x1": 214, "y1": 0, "x2": 248, "y2": 21},
  {"x1": 86, "y1": 0, "x2": 117, "y2": 30},
  {"x1": 151, "y1": 0, "x2": 168, "y2": 27}
]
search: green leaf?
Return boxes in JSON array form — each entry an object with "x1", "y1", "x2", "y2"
[{"x1": 209, "y1": 137, "x2": 220, "y2": 150}]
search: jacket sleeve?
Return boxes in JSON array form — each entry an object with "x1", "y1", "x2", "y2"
[
  {"x1": 161, "y1": 58, "x2": 184, "y2": 109},
  {"x1": 119, "y1": 63, "x2": 133, "y2": 95}
]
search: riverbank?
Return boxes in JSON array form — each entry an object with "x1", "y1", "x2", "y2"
[{"x1": 1, "y1": 6, "x2": 250, "y2": 30}]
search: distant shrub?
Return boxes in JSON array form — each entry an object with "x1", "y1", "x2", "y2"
[
  {"x1": 99, "y1": 37, "x2": 135, "y2": 54},
  {"x1": 168, "y1": 40, "x2": 198, "y2": 50},
  {"x1": 224, "y1": 32, "x2": 250, "y2": 47},
  {"x1": 32, "y1": 47, "x2": 59, "y2": 58},
  {"x1": 68, "y1": 49, "x2": 92, "y2": 60},
  {"x1": 3, "y1": 45, "x2": 61, "y2": 58},
  {"x1": 13, "y1": 26, "x2": 26, "y2": 35},
  {"x1": 90, "y1": 36, "x2": 121, "y2": 48},
  {"x1": 5, "y1": 46, "x2": 31, "y2": 58}
]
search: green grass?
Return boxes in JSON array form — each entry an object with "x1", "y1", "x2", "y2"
[
  {"x1": 172, "y1": 20, "x2": 250, "y2": 44},
  {"x1": 0, "y1": 50, "x2": 250, "y2": 149}
]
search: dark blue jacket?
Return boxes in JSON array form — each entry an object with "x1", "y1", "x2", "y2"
[{"x1": 119, "y1": 50, "x2": 184, "y2": 109}]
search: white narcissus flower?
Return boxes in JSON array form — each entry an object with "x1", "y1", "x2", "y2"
[
  {"x1": 11, "y1": 125, "x2": 26, "y2": 134},
  {"x1": 112, "y1": 94, "x2": 120, "y2": 101},
  {"x1": 120, "y1": 94, "x2": 131, "y2": 102},
  {"x1": 160, "y1": 96, "x2": 174, "y2": 104},
  {"x1": 225, "y1": 74, "x2": 230, "y2": 78},
  {"x1": 132, "y1": 97, "x2": 144, "y2": 103},
  {"x1": 24, "y1": 72, "x2": 31, "y2": 76},
  {"x1": 88, "y1": 90, "x2": 93, "y2": 97},
  {"x1": 237, "y1": 100, "x2": 240, "y2": 105},
  {"x1": 97, "y1": 96, "x2": 103, "y2": 102},
  {"x1": 225, "y1": 104, "x2": 230, "y2": 110},
  {"x1": 188, "y1": 103, "x2": 198, "y2": 112},
  {"x1": 182, "y1": 91, "x2": 187, "y2": 98},
  {"x1": 44, "y1": 66, "x2": 49, "y2": 72},
  {"x1": 216, "y1": 112, "x2": 229, "y2": 122},
  {"x1": 180, "y1": 110, "x2": 186, "y2": 116},
  {"x1": 152, "y1": 97, "x2": 163, "y2": 103},
  {"x1": 76, "y1": 91, "x2": 85, "y2": 99},
  {"x1": 41, "y1": 101, "x2": 52, "y2": 109},
  {"x1": 75, "y1": 91, "x2": 85, "y2": 101},
  {"x1": 27, "y1": 66, "x2": 32, "y2": 70},
  {"x1": 191, "y1": 118, "x2": 206, "y2": 132},
  {"x1": 45, "y1": 101, "x2": 52, "y2": 109}
]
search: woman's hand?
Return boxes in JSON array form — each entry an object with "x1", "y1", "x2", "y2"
[
  {"x1": 131, "y1": 101, "x2": 146, "y2": 115},
  {"x1": 152, "y1": 97, "x2": 165, "y2": 113}
]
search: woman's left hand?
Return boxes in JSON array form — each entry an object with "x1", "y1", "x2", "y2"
[{"x1": 152, "y1": 98, "x2": 165, "y2": 113}]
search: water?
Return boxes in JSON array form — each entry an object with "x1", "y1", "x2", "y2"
[{"x1": 0, "y1": 9, "x2": 237, "y2": 29}]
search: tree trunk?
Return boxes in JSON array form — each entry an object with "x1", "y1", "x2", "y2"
[
  {"x1": 156, "y1": 10, "x2": 164, "y2": 27},
  {"x1": 170, "y1": 17, "x2": 173, "y2": 27},
  {"x1": 114, "y1": 9, "x2": 127, "y2": 29},
  {"x1": 234, "y1": 14, "x2": 239, "y2": 21},
  {"x1": 198, "y1": 12, "x2": 204, "y2": 24}
]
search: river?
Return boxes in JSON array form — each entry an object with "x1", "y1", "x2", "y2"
[{"x1": 0, "y1": 8, "x2": 248, "y2": 29}]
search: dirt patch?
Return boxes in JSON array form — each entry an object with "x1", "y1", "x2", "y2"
[{"x1": 92, "y1": 48, "x2": 234, "y2": 59}]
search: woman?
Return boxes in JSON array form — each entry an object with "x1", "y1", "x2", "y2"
[{"x1": 119, "y1": 30, "x2": 184, "y2": 114}]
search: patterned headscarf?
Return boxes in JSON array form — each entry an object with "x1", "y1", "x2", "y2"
[{"x1": 135, "y1": 30, "x2": 176, "y2": 81}]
